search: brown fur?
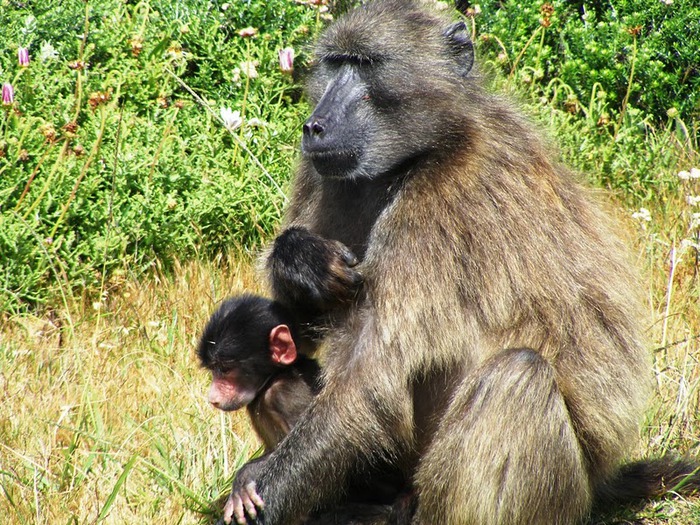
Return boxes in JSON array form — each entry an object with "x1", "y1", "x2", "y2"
[
  {"x1": 248, "y1": 362, "x2": 320, "y2": 452},
  {"x1": 232, "y1": 2, "x2": 682, "y2": 524}
]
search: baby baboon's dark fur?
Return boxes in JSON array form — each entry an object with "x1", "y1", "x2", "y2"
[{"x1": 226, "y1": 1, "x2": 699, "y2": 524}]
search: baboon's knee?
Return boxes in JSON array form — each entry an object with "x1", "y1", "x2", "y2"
[{"x1": 413, "y1": 347, "x2": 591, "y2": 525}]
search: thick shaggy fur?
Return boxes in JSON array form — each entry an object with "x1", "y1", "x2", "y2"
[{"x1": 236, "y1": 1, "x2": 686, "y2": 524}]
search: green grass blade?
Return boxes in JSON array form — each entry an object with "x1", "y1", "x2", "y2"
[{"x1": 97, "y1": 454, "x2": 138, "y2": 522}]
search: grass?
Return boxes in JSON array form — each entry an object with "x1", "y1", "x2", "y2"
[{"x1": 0, "y1": 254, "x2": 265, "y2": 524}]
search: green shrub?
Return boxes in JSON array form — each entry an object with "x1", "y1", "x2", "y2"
[
  {"x1": 0, "y1": 0, "x2": 321, "y2": 312},
  {"x1": 474, "y1": 0, "x2": 700, "y2": 124},
  {"x1": 0, "y1": 0, "x2": 697, "y2": 313}
]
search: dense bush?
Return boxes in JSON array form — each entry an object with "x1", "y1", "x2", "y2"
[
  {"x1": 0, "y1": 0, "x2": 322, "y2": 312},
  {"x1": 474, "y1": 0, "x2": 700, "y2": 124}
]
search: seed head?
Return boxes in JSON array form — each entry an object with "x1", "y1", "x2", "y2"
[
  {"x1": 238, "y1": 27, "x2": 258, "y2": 38},
  {"x1": 39, "y1": 123, "x2": 58, "y2": 142},
  {"x1": 88, "y1": 91, "x2": 111, "y2": 110},
  {"x1": 240, "y1": 61, "x2": 258, "y2": 79},
  {"x1": 540, "y1": 3, "x2": 554, "y2": 27},
  {"x1": 62, "y1": 121, "x2": 79, "y2": 135},
  {"x1": 129, "y1": 36, "x2": 144, "y2": 57},
  {"x1": 68, "y1": 60, "x2": 87, "y2": 71}
]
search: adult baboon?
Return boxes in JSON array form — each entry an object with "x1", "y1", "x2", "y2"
[{"x1": 221, "y1": 1, "x2": 699, "y2": 524}]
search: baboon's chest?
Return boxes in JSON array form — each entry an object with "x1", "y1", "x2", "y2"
[{"x1": 313, "y1": 177, "x2": 399, "y2": 259}]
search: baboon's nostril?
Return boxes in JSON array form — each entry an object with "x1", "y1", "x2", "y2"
[{"x1": 303, "y1": 119, "x2": 325, "y2": 136}]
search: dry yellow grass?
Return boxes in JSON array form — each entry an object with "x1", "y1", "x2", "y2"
[
  {"x1": 636, "y1": 190, "x2": 700, "y2": 456},
  {"x1": 1, "y1": 195, "x2": 699, "y2": 524},
  {"x1": 0, "y1": 254, "x2": 265, "y2": 524}
]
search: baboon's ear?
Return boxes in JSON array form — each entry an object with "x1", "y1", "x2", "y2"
[
  {"x1": 443, "y1": 21, "x2": 474, "y2": 76},
  {"x1": 270, "y1": 324, "x2": 298, "y2": 365}
]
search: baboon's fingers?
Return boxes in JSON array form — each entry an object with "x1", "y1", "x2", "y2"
[
  {"x1": 246, "y1": 482, "x2": 265, "y2": 509},
  {"x1": 241, "y1": 482, "x2": 262, "y2": 520},
  {"x1": 227, "y1": 492, "x2": 246, "y2": 524},
  {"x1": 221, "y1": 493, "x2": 235, "y2": 523}
]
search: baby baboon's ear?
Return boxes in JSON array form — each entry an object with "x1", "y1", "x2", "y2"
[{"x1": 270, "y1": 324, "x2": 298, "y2": 365}]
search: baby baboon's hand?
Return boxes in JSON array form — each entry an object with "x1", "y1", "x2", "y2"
[
  {"x1": 222, "y1": 458, "x2": 267, "y2": 524},
  {"x1": 269, "y1": 227, "x2": 363, "y2": 312}
]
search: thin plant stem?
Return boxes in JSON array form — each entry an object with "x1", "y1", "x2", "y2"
[
  {"x1": 10, "y1": 211, "x2": 75, "y2": 335},
  {"x1": 50, "y1": 107, "x2": 108, "y2": 239},
  {"x1": 234, "y1": 39, "x2": 253, "y2": 164},
  {"x1": 148, "y1": 106, "x2": 180, "y2": 182},
  {"x1": 23, "y1": 141, "x2": 70, "y2": 220},
  {"x1": 72, "y1": 3, "x2": 91, "y2": 123},
  {"x1": 535, "y1": 24, "x2": 546, "y2": 72},
  {"x1": 616, "y1": 34, "x2": 638, "y2": 134},
  {"x1": 661, "y1": 243, "x2": 677, "y2": 352},
  {"x1": 13, "y1": 144, "x2": 54, "y2": 211},
  {"x1": 510, "y1": 26, "x2": 542, "y2": 77},
  {"x1": 587, "y1": 82, "x2": 605, "y2": 123},
  {"x1": 97, "y1": 106, "x2": 125, "y2": 335},
  {"x1": 220, "y1": 411, "x2": 229, "y2": 476},
  {"x1": 487, "y1": 34, "x2": 510, "y2": 64}
]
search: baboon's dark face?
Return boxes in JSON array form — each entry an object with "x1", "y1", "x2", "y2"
[{"x1": 302, "y1": 1, "x2": 474, "y2": 180}]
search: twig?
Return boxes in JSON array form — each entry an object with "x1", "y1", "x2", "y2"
[{"x1": 653, "y1": 334, "x2": 700, "y2": 354}]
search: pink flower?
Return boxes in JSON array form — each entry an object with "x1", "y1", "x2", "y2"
[
  {"x1": 2, "y1": 83, "x2": 14, "y2": 105},
  {"x1": 278, "y1": 47, "x2": 295, "y2": 74},
  {"x1": 18, "y1": 47, "x2": 30, "y2": 67}
]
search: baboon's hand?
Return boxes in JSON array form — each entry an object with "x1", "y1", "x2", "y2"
[
  {"x1": 269, "y1": 227, "x2": 363, "y2": 312},
  {"x1": 223, "y1": 458, "x2": 267, "y2": 524}
]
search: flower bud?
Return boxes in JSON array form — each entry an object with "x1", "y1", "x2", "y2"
[
  {"x1": 2, "y1": 83, "x2": 14, "y2": 106},
  {"x1": 18, "y1": 47, "x2": 30, "y2": 67},
  {"x1": 278, "y1": 47, "x2": 295, "y2": 75}
]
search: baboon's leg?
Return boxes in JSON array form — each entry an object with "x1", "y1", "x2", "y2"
[{"x1": 413, "y1": 348, "x2": 591, "y2": 525}]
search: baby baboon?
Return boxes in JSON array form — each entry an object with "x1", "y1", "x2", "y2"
[
  {"x1": 199, "y1": 294, "x2": 407, "y2": 525},
  {"x1": 221, "y1": 1, "x2": 700, "y2": 524},
  {"x1": 198, "y1": 294, "x2": 320, "y2": 523},
  {"x1": 198, "y1": 294, "x2": 322, "y2": 451}
]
